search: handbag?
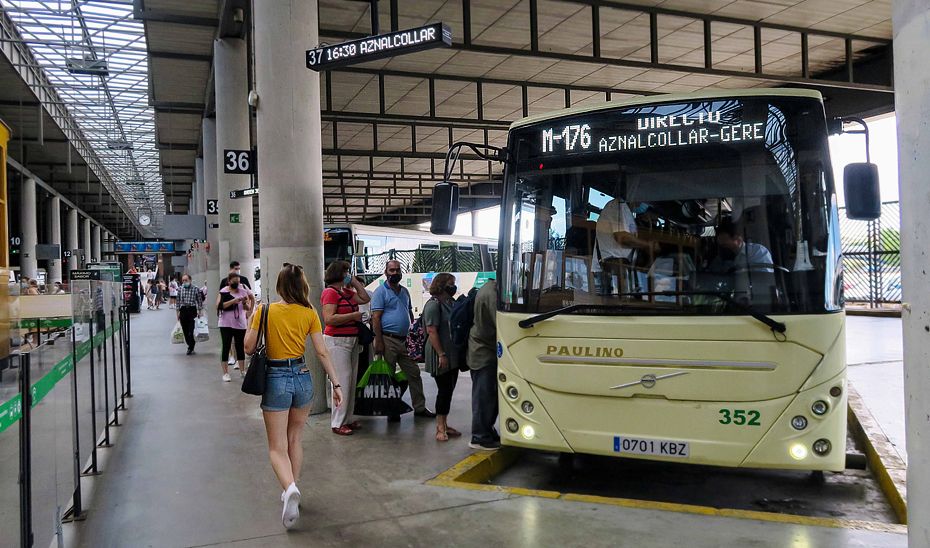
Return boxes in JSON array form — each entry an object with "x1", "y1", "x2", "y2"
[
  {"x1": 334, "y1": 289, "x2": 374, "y2": 345},
  {"x1": 241, "y1": 303, "x2": 269, "y2": 396}
]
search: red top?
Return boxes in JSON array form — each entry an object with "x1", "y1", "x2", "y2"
[{"x1": 321, "y1": 286, "x2": 359, "y2": 337}]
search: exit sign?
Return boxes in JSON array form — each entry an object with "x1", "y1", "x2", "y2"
[{"x1": 230, "y1": 213, "x2": 240, "y2": 224}]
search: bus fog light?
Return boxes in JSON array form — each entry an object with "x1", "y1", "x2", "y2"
[
  {"x1": 521, "y1": 425, "x2": 535, "y2": 440},
  {"x1": 521, "y1": 401, "x2": 534, "y2": 414},
  {"x1": 813, "y1": 439, "x2": 832, "y2": 456},
  {"x1": 505, "y1": 418, "x2": 519, "y2": 433},
  {"x1": 789, "y1": 444, "x2": 808, "y2": 460},
  {"x1": 830, "y1": 386, "x2": 842, "y2": 397},
  {"x1": 498, "y1": 373, "x2": 507, "y2": 383},
  {"x1": 506, "y1": 386, "x2": 519, "y2": 400},
  {"x1": 791, "y1": 416, "x2": 808, "y2": 430},
  {"x1": 811, "y1": 400, "x2": 829, "y2": 416}
]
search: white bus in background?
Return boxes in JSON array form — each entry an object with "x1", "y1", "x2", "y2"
[{"x1": 324, "y1": 223, "x2": 497, "y2": 315}]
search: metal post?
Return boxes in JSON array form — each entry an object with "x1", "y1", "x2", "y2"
[
  {"x1": 19, "y1": 352, "x2": 33, "y2": 548},
  {"x1": 99, "y1": 304, "x2": 111, "y2": 447},
  {"x1": 117, "y1": 308, "x2": 126, "y2": 410},
  {"x1": 108, "y1": 309, "x2": 120, "y2": 426},
  {"x1": 123, "y1": 307, "x2": 132, "y2": 398},
  {"x1": 83, "y1": 316, "x2": 99, "y2": 474},
  {"x1": 67, "y1": 325, "x2": 84, "y2": 520}
]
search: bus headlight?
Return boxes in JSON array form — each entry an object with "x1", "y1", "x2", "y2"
[
  {"x1": 521, "y1": 425, "x2": 536, "y2": 440},
  {"x1": 498, "y1": 373, "x2": 507, "y2": 383},
  {"x1": 813, "y1": 439, "x2": 832, "y2": 456},
  {"x1": 829, "y1": 386, "x2": 842, "y2": 397},
  {"x1": 811, "y1": 400, "x2": 829, "y2": 416},
  {"x1": 789, "y1": 443, "x2": 808, "y2": 460},
  {"x1": 791, "y1": 416, "x2": 808, "y2": 430},
  {"x1": 505, "y1": 418, "x2": 519, "y2": 433},
  {"x1": 506, "y1": 386, "x2": 519, "y2": 400},
  {"x1": 521, "y1": 401, "x2": 534, "y2": 414}
]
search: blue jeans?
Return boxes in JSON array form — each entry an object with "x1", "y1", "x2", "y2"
[
  {"x1": 470, "y1": 364, "x2": 499, "y2": 443},
  {"x1": 261, "y1": 363, "x2": 313, "y2": 412}
]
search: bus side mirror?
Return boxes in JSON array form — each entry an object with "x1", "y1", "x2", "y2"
[
  {"x1": 844, "y1": 163, "x2": 880, "y2": 220},
  {"x1": 431, "y1": 182, "x2": 459, "y2": 235}
]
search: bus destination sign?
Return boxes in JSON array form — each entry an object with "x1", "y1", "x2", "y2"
[
  {"x1": 540, "y1": 110, "x2": 765, "y2": 155},
  {"x1": 306, "y1": 22, "x2": 452, "y2": 72}
]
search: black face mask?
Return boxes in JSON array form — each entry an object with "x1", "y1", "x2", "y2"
[
  {"x1": 387, "y1": 273, "x2": 402, "y2": 284},
  {"x1": 230, "y1": 282, "x2": 240, "y2": 289},
  {"x1": 444, "y1": 285, "x2": 457, "y2": 296}
]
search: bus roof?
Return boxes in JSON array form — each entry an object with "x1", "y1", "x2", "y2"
[{"x1": 510, "y1": 88, "x2": 823, "y2": 130}]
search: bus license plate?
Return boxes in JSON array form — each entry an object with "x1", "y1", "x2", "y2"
[{"x1": 613, "y1": 436, "x2": 689, "y2": 458}]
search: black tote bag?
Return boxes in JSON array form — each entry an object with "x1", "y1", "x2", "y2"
[{"x1": 241, "y1": 303, "x2": 269, "y2": 396}]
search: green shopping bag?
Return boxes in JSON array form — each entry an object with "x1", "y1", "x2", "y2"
[{"x1": 354, "y1": 358, "x2": 413, "y2": 416}]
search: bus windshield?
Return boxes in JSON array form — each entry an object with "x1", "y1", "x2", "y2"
[{"x1": 500, "y1": 96, "x2": 843, "y2": 316}]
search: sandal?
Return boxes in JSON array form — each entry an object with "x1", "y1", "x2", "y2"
[
  {"x1": 445, "y1": 426, "x2": 462, "y2": 437},
  {"x1": 332, "y1": 425, "x2": 354, "y2": 436},
  {"x1": 347, "y1": 421, "x2": 363, "y2": 430},
  {"x1": 435, "y1": 428, "x2": 449, "y2": 442}
]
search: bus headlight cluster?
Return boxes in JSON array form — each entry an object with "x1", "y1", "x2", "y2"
[
  {"x1": 498, "y1": 372, "x2": 507, "y2": 383},
  {"x1": 813, "y1": 439, "x2": 832, "y2": 456},
  {"x1": 789, "y1": 443, "x2": 808, "y2": 460},
  {"x1": 791, "y1": 416, "x2": 808, "y2": 430},
  {"x1": 811, "y1": 400, "x2": 829, "y2": 416},
  {"x1": 521, "y1": 401, "x2": 534, "y2": 414},
  {"x1": 506, "y1": 386, "x2": 519, "y2": 400},
  {"x1": 521, "y1": 425, "x2": 536, "y2": 440},
  {"x1": 505, "y1": 418, "x2": 519, "y2": 433},
  {"x1": 830, "y1": 386, "x2": 842, "y2": 397}
]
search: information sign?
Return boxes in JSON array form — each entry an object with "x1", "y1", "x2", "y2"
[
  {"x1": 223, "y1": 149, "x2": 255, "y2": 174},
  {"x1": 206, "y1": 199, "x2": 219, "y2": 215},
  {"x1": 306, "y1": 22, "x2": 452, "y2": 71},
  {"x1": 114, "y1": 241, "x2": 176, "y2": 254},
  {"x1": 230, "y1": 213, "x2": 240, "y2": 224},
  {"x1": 230, "y1": 187, "x2": 259, "y2": 199}
]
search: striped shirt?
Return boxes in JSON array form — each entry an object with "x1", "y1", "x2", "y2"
[{"x1": 177, "y1": 284, "x2": 203, "y2": 310}]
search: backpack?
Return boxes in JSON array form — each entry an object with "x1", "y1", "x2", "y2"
[
  {"x1": 449, "y1": 287, "x2": 479, "y2": 349},
  {"x1": 405, "y1": 315, "x2": 427, "y2": 362}
]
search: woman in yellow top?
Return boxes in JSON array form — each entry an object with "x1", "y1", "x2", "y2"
[{"x1": 245, "y1": 263, "x2": 343, "y2": 530}]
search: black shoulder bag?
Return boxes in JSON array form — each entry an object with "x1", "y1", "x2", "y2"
[
  {"x1": 241, "y1": 303, "x2": 269, "y2": 396},
  {"x1": 335, "y1": 289, "x2": 375, "y2": 346}
]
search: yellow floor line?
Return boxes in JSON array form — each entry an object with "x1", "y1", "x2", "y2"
[{"x1": 428, "y1": 447, "x2": 906, "y2": 535}]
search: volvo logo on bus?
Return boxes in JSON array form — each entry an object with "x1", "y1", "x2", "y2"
[
  {"x1": 545, "y1": 345, "x2": 624, "y2": 358},
  {"x1": 640, "y1": 374, "x2": 657, "y2": 389},
  {"x1": 610, "y1": 371, "x2": 689, "y2": 390}
]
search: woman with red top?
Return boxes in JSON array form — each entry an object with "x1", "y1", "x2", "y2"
[{"x1": 321, "y1": 261, "x2": 371, "y2": 435}]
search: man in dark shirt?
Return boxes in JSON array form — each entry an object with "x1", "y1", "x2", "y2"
[{"x1": 219, "y1": 261, "x2": 251, "y2": 290}]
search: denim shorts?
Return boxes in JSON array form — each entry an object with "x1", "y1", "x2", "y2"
[{"x1": 261, "y1": 363, "x2": 314, "y2": 412}]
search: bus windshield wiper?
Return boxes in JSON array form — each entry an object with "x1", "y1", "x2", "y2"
[
  {"x1": 518, "y1": 304, "x2": 627, "y2": 328},
  {"x1": 648, "y1": 290, "x2": 787, "y2": 335}
]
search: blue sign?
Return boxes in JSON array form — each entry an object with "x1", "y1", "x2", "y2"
[
  {"x1": 114, "y1": 241, "x2": 175, "y2": 253},
  {"x1": 496, "y1": 342, "x2": 503, "y2": 358}
]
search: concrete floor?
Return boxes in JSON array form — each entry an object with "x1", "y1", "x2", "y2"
[
  {"x1": 846, "y1": 316, "x2": 906, "y2": 462},
  {"x1": 69, "y1": 309, "x2": 908, "y2": 547}
]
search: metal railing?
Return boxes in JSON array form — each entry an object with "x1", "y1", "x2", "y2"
[
  {"x1": 355, "y1": 247, "x2": 496, "y2": 282},
  {"x1": 840, "y1": 201, "x2": 901, "y2": 306}
]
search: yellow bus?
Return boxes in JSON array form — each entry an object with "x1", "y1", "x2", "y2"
[{"x1": 433, "y1": 89, "x2": 880, "y2": 471}]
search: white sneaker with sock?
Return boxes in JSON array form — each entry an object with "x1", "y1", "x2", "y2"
[
  {"x1": 222, "y1": 373, "x2": 231, "y2": 382},
  {"x1": 282, "y1": 483, "x2": 300, "y2": 529},
  {"x1": 228, "y1": 356, "x2": 236, "y2": 366}
]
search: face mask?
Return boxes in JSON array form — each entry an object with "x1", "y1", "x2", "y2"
[
  {"x1": 632, "y1": 203, "x2": 650, "y2": 215},
  {"x1": 444, "y1": 285, "x2": 457, "y2": 296},
  {"x1": 234, "y1": 269, "x2": 241, "y2": 276},
  {"x1": 388, "y1": 273, "x2": 402, "y2": 284},
  {"x1": 343, "y1": 274, "x2": 353, "y2": 286},
  {"x1": 230, "y1": 282, "x2": 240, "y2": 289},
  {"x1": 183, "y1": 282, "x2": 191, "y2": 288}
]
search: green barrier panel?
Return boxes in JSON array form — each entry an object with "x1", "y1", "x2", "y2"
[
  {"x1": 12, "y1": 317, "x2": 73, "y2": 329},
  {"x1": 0, "y1": 319, "x2": 123, "y2": 434}
]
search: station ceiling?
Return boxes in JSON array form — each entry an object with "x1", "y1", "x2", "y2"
[{"x1": 143, "y1": 0, "x2": 894, "y2": 227}]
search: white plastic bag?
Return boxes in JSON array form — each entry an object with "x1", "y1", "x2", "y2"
[
  {"x1": 194, "y1": 317, "x2": 210, "y2": 342},
  {"x1": 171, "y1": 321, "x2": 185, "y2": 344}
]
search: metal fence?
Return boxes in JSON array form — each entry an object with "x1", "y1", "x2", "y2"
[{"x1": 839, "y1": 201, "x2": 901, "y2": 306}]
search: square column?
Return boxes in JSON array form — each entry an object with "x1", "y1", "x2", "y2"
[{"x1": 20, "y1": 177, "x2": 38, "y2": 281}]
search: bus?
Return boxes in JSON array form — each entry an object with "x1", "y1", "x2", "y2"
[
  {"x1": 324, "y1": 223, "x2": 497, "y2": 314},
  {"x1": 432, "y1": 89, "x2": 880, "y2": 471}
]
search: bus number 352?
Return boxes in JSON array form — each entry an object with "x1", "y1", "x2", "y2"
[{"x1": 718, "y1": 409, "x2": 761, "y2": 426}]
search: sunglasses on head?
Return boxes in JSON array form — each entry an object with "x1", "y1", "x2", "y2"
[{"x1": 283, "y1": 262, "x2": 304, "y2": 270}]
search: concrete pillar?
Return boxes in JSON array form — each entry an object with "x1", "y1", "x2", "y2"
[
  {"x1": 20, "y1": 177, "x2": 37, "y2": 281},
  {"x1": 82, "y1": 217, "x2": 91, "y2": 267},
  {"x1": 254, "y1": 0, "x2": 326, "y2": 411},
  {"x1": 48, "y1": 196, "x2": 62, "y2": 284},
  {"x1": 202, "y1": 117, "x2": 221, "y2": 329},
  {"x1": 66, "y1": 207, "x2": 79, "y2": 273},
  {"x1": 214, "y1": 37, "x2": 255, "y2": 281},
  {"x1": 471, "y1": 211, "x2": 479, "y2": 237},
  {"x1": 190, "y1": 156, "x2": 206, "y2": 279},
  {"x1": 894, "y1": 1, "x2": 930, "y2": 544},
  {"x1": 92, "y1": 224, "x2": 101, "y2": 263}
]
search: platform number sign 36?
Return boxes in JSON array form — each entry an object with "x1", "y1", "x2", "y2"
[{"x1": 223, "y1": 149, "x2": 255, "y2": 174}]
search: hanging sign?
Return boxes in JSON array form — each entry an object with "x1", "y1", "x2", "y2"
[
  {"x1": 230, "y1": 187, "x2": 259, "y2": 199},
  {"x1": 223, "y1": 149, "x2": 255, "y2": 174},
  {"x1": 305, "y1": 22, "x2": 452, "y2": 71}
]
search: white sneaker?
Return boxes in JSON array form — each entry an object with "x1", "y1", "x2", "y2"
[
  {"x1": 233, "y1": 362, "x2": 240, "y2": 370},
  {"x1": 228, "y1": 356, "x2": 236, "y2": 366},
  {"x1": 222, "y1": 373, "x2": 231, "y2": 382},
  {"x1": 282, "y1": 483, "x2": 300, "y2": 529}
]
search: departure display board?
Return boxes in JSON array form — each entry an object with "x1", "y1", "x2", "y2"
[{"x1": 306, "y1": 22, "x2": 452, "y2": 71}]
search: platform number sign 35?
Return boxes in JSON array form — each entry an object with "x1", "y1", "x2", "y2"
[
  {"x1": 223, "y1": 149, "x2": 255, "y2": 174},
  {"x1": 206, "y1": 200, "x2": 219, "y2": 215}
]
